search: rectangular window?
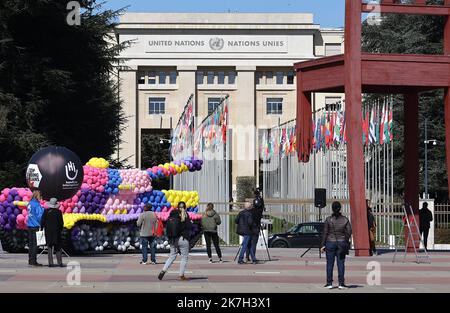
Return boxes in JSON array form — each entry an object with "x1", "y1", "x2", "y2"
[
  {"x1": 255, "y1": 72, "x2": 263, "y2": 85},
  {"x1": 228, "y1": 71, "x2": 236, "y2": 85},
  {"x1": 325, "y1": 43, "x2": 342, "y2": 56},
  {"x1": 207, "y1": 71, "x2": 215, "y2": 84},
  {"x1": 169, "y1": 71, "x2": 177, "y2": 84},
  {"x1": 266, "y1": 72, "x2": 274, "y2": 85},
  {"x1": 208, "y1": 98, "x2": 222, "y2": 114},
  {"x1": 138, "y1": 72, "x2": 145, "y2": 84},
  {"x1": 149, "y1": 98, "x2": 165, "y2": 115},
  {"x1": 325, "y1": 97, "x2": 342, "y2": 111},
  {"x1": 196, "y1": 71, "x2": 204, "y2": 85},
  {"x1": 218, "y1": 71, "x2": 225, "y2": 85},
  {"x1": 158, "y1": 71, "x2": 166, "y2": 85},
  {"x1": 148, "y1": 71, "x2": 156, "y2": 84},
  {"x1": 287, "y1": 71, "x2": 295, "y2": 85},
  {"x1": 276, "y1": 72, "x2": 284, "y2": 85},
  {"x1": 266, "y1": 98, "x2": 283, "y2": 115}
]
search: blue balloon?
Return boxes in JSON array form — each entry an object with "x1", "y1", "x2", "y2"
[{"x1": 155, "y1": 196, "x2": 161, "y2": 203}]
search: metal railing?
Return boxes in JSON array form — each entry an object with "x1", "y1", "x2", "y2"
[
  {"x1": 435, "y1": 203, "x2": 450, "y2": 244},
  {"x1": 197, "y1": 200, "x2": 407, "y2": 248}
]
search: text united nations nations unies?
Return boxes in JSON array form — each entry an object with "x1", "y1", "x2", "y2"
[{"x1": 177, "y1": 297, "x2": 270, "y2": 311}]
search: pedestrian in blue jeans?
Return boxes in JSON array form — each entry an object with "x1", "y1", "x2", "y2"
[
  {"x1": 137, "y1": 204, "x2": 158, "y2": 264},
  {"x1": 320, "y1": 201, "x2": 352, "y2": 289},
  {"x1": 235, "y1": 202, "x2": 257, "y2": 264}
]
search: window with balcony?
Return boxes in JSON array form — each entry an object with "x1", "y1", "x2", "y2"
[
  {"x1": 169, "y1": 71, "x2": 177, "y2": 84},
  {"x1": 148, "y1": 71, "x2": 156, "y2": 85}
]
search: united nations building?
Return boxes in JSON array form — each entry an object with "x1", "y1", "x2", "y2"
[{"x1": 115, "y1": 13, "x2": 344, "y2": 186}]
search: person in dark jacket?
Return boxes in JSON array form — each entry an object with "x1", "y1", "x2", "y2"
[
  {"x1": 419, "y1": 202, "x2": 433, "y2": 250},
  {"x1": 41, "y1": 198, "x2": 64, "y2": 267},
  {"x1": 27, "y1": 191, "x2": 44, "y2": 267},
  {"x1": 158, "y1": 202, "x2": 192, "y2": 281},
  {"x1": 320, "y1": 201, "x2": 352, "y2": 289},
  {"x1": 201, "y1": 203, "x2": 223, "y2": 263},
  {"x1": 235, "y1": 202, "x2": 257, "y2": 264},
  {"x1": 367, "y1": 199, "x2": 377, "y2": 256},
  {"x1": 246, "y1": 189, "x2": 265, "y2": 262}
]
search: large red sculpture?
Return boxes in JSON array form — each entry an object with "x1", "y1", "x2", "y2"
[{"x1": 295, "y1": 0, "x2": 450, "y2": 256}]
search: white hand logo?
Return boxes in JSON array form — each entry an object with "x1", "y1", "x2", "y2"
[{"x1": 65, "y1": 161, "x2": 78, "y2": 180}]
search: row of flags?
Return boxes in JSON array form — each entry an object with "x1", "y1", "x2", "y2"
[
  {"x1": 261, "y1": 104, "x2": 394, "y2": 159},
  {"x1": 171, "y1": 97, "x2": 194, "y2": 158},
  {"x1": 313, "y1": 103, "x2": 393, "y2": 152},
  {"x1": 260, "y1": 125, "x2": 297, "y2": 160},
  {"x1": 193, "y1": 99, "x2": 228, "y2": 155}
]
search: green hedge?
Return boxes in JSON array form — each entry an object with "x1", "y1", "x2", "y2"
[{"x1": 236, "y1": 176, "x2": 255, "y2": 202}]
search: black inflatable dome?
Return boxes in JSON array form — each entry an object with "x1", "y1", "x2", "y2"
[{"x1": 26, "y1": 146, "x2": 84, "y2": 201}]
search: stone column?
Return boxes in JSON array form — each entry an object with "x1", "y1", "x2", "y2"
[
  {"x1": 231, "y1": 66, "x2": 256, "y2": 194},
  {"x1": 119, "y1": 67, "x2": 138, "y2": 168}
]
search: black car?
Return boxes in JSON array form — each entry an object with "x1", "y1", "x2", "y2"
[{"x1": 268, "y1": 222, "x2": 324, "y2": 248}]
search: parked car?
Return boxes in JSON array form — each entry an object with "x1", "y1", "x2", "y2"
[{"x1": 268, "y1": 222, "x2": 324, "y2": 248}]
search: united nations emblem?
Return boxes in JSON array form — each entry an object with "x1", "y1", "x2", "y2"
[{"x1": 209, "y1": 37, "x2": 224, "y2": 50}]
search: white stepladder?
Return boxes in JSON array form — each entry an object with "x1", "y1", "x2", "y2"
[{"x1": 393, "y1": 205, "x2": 431, "y2": 264}]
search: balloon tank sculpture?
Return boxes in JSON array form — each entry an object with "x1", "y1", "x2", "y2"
[{"x1": 0, "y1": 157, "x2": 204, "y2": 253}]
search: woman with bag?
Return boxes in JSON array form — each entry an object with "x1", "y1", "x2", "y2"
[
  {"x1": 201, "y1": 203, "x2": 223, "y2": 263},
  {"x1": 158, "y1": 202, "x2": 192, "y2": 281},
  {"x1": 41, "y1": 198, "x2": 64, "y2": 267},
  {"x1": 320, "y1": 201, "x2": 352, "y2": 289},
  {"x1": 27, "y1": 191, "x2": 44, "y2": 267}
]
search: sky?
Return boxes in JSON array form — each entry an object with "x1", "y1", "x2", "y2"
[{"x1": 101, "y1": 0, "x2": 346, "y2": 28}]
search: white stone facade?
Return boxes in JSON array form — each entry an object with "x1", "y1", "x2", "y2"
[{"x1": 115, "y1": 13, "x2": 344, "y2": 186}]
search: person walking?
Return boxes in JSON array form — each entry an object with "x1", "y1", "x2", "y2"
[
  {"x1": 27, "y1": 191, "x2": 44, "y2": 267},
  {"x1": 236, "y1": 202, "x2": 257, "y2": 264},
  {"x1": 137, "y1": 203, "x2": 158, "y2": 265},
  {"x1": 201, "y1": 203, "x2": 223, "y2": 263},
  {"x1": 158, "y1": 202, "x2": 192, "y2": 281},
  {"x1": 320, "y1": 201, "x2": 352, "y2": 289},
  {"x1": 419, "y1": 202, "x2": 433, "y2": 250},
  {"x1": 367, "y1": 200, "x2": 377, "y2": 256},
  {"x1": 41, "y1": 198, "x2": 64, "y2": 267}
]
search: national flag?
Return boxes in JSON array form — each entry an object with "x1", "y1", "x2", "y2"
[
  {"x1": 380, "y1": 104, "x2": 385, "y2": 145},
  {"x1": 389, "y1": 105, "x2": 393, "y2": 142},
  {"x1": 375, "y1": 106, "x2": 380, "y2": 145},
  {"x1": 383, "y1": 104, "x2": 390, "y2": 144},
  {"x1": 334, "y1": 112, "x2": 341, "y2": 146},
  {"x1": 369, "y1": 107, "x2": 376, "y2": 144}
]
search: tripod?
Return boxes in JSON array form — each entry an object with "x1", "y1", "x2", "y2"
[
  {"x1": 233, "y1": 227, "x2": 271, "y2": 262},
  {"x1": 38, "y1": 246, "x2": 70, "y2": 259}
]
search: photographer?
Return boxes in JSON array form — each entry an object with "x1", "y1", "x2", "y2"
[{"x1": 245, "y1": 188, "x2": 265, "y2": 263}]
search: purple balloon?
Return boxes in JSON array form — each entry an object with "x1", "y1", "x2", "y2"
[
  {"x1": 0, "y1": 216, "x2": 4, "y2": 225},
  {"x1": 13, "y1": 208, "x2": 20, "y2": 216},
  {"x1": 0, "y1": 205, "x2": 4, "y2": 214},
  {"x1": 4, "y1": 224, "x2": 11, "y2": 231},
  {"x1": 9, "y1": 214, "x2": 16, "y2": 223}
]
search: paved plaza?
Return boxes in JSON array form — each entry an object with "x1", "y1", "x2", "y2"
[{"x1": 1, "y1": 247, "x2": 450, "y2": 293}]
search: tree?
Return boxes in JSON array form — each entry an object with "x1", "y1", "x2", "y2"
[
  {"x1": 0, "y1": 0, "x2": 127, "y2": 187},
  {"x1": 362, "y1": 1, "x2": 448, "y2": 201}
]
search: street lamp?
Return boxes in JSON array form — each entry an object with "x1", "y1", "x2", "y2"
[
  {"x1": 424, "y1": 118, "x2": 437, "y2": 199},
  {"x1": 159, "y1": 139, "x2": 171, "y2": 145}
]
